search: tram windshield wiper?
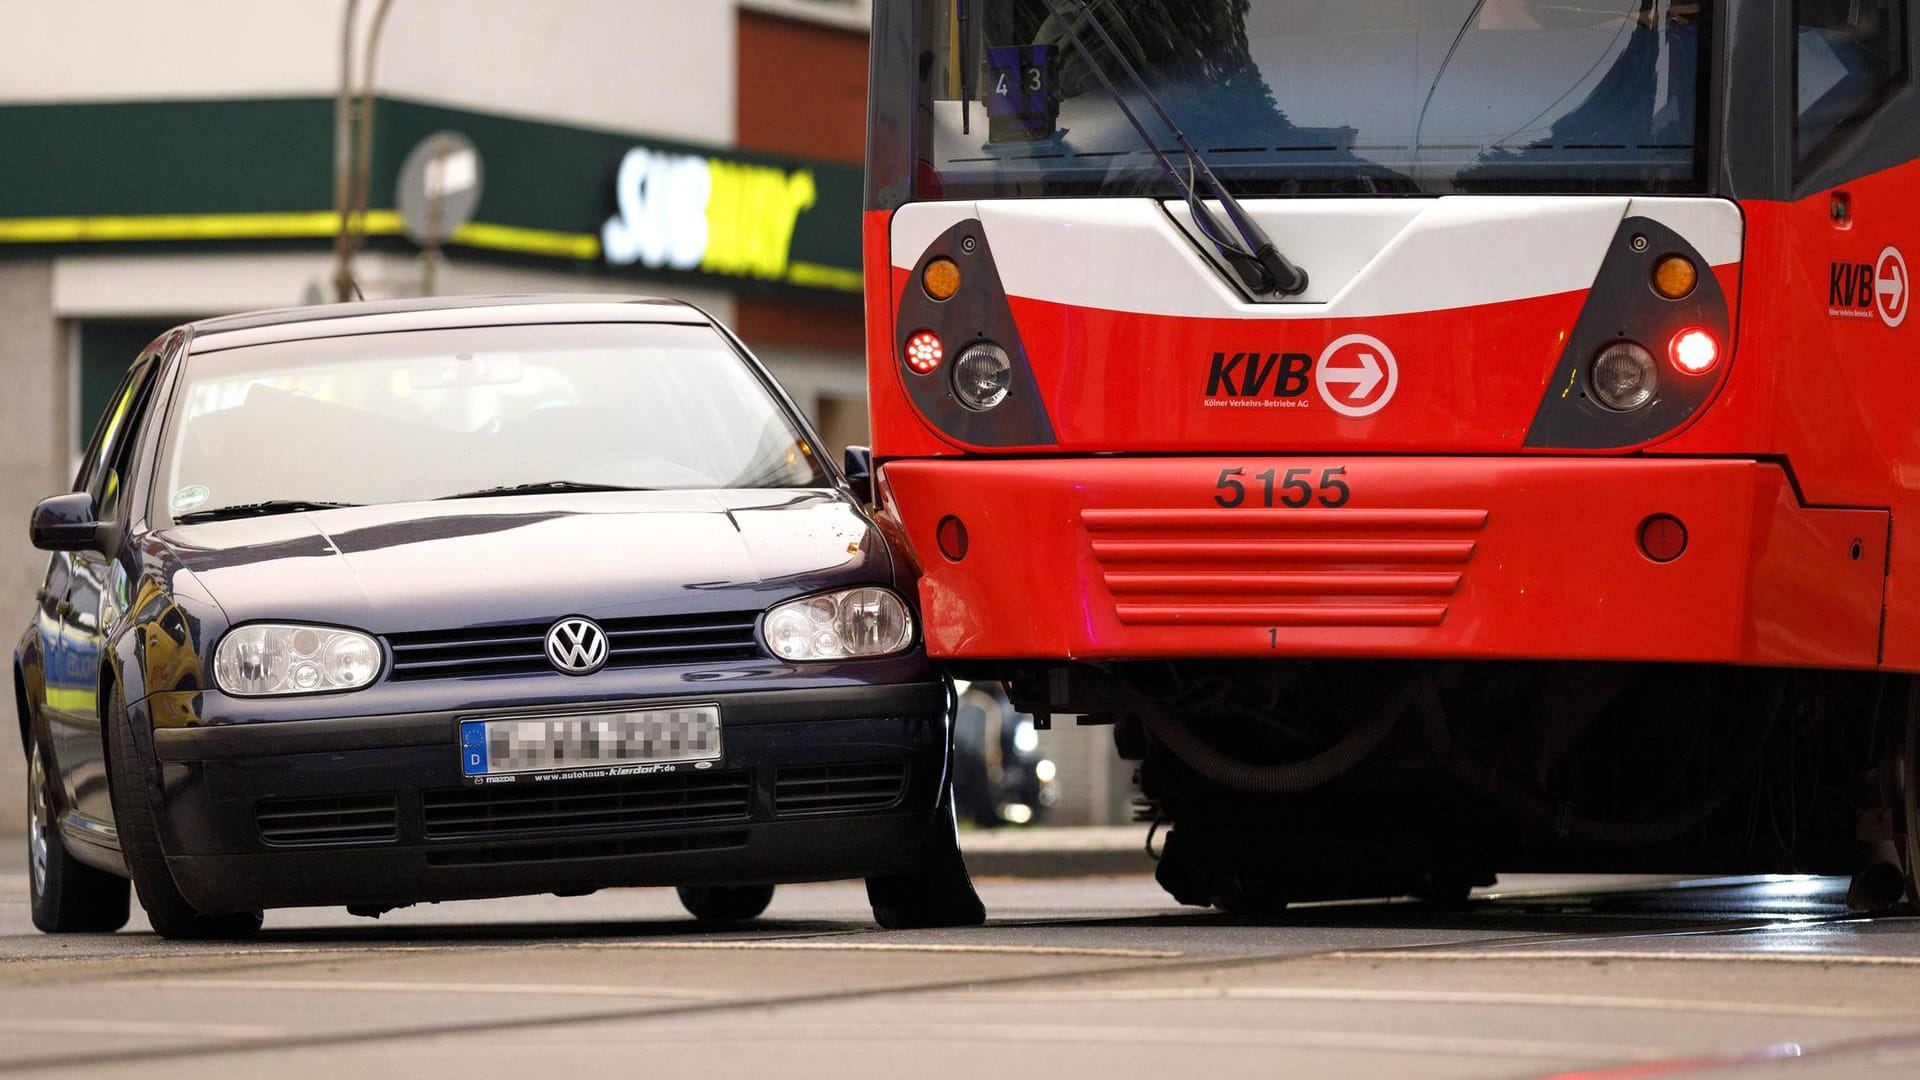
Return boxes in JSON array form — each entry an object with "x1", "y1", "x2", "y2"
[
  {"x1": 1036, "y1": 0, "x2": 1308, "y2": 297},
  {"x1": 173, "y1": 500, "x2": 361, "y2": 524}
]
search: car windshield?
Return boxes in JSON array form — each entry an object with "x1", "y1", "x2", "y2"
[
  {"x1": 916, "y1": 0, "x2": 1708, "y2": 196},
  {"x1": 152, "y1": 321, "x2": 828, "y2": 523}
]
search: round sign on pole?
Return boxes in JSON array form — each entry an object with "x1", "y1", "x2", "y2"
[{"x1": 395, "y1": 131, "x2": 483, "y2": 246}]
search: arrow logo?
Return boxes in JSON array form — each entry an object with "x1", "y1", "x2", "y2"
[
  {"x1": 1877, "y1": 247, "x2": 1909, "y2": 328},
  {"x1": 1320, "y1": 352, "x2": 1384, "y2": 399},
  {"x1": 1315, "y1": 334, "x2": 1399, "y2": 418}
]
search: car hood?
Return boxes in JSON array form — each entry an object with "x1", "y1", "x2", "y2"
[{"x1": 154, "y1": 489, "x2": 890, "y2": 634}]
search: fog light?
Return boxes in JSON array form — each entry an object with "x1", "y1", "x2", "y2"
[
  {"x1": 936, "y1": 515, "x2": 969, "y2": 561},
  {"x1": 952, "y1": 341, "x2": 1012, "y2": 410},
  {"x1": 1639, "y1": 514, "x2": 1688, "y2": 563},
  {"x1": 1670, "y1": 328, "x2": 1719, "y2": 375},
  {"x1": 1590, "y1": 341, "x2": 1658, "y2": 411},
  {"x1": 1652, "y1": 255, "x2": 1698, "y2": 299},
  {"x1": 904, "y1": 330, "x2": 943, "y2": 375},
  {"x1": 922, "y1": 257, "x2": 962, "y2": 301}
]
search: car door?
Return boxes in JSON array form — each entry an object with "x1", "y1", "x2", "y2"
[
  {"x1": 31, "y1": 552, "x2": 73, "y2": 760},
  {"x1": 53, "y1": 345, "x2": 163, "y2": 831}
]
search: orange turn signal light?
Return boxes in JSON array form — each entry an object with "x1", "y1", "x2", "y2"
[
  {"x1": 1652, "y1": 255, "x2": 1698, "y2": 300},
  {"x1": 923, "y1": 257, "x2": 962, "y2": 301}
]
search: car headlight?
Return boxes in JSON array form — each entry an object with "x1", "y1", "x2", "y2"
[
  {"x1": 763, "y1": 588, "x2": 914, "y2": 661},
  {"x1": 213, "y1": 624, "x2": 381, "y2": 696}
]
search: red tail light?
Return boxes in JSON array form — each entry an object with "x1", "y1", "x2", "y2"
[
  {"x1": 1669, "y1": 328, "x2": 1719, "y2": 375},
  {"x1": 904, "y1": 330, "x2": 944, "y2": 375}
]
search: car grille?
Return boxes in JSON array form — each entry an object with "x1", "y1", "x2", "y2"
[
  {"x1": 255, "y1": 793, "x2": 399, "y2": 846},
  {"x1": 425, "y1": 830, "x2": 748, "y2": 868},
  {"x1": 420, "y1": 770, "x2": 753, "y2": 838},
  {"x1": 383, "y1": 612, "x2": 762, "y2": 681},
  {"x1": 774, "y1": 763, "x2": 908, "y2": 815}
]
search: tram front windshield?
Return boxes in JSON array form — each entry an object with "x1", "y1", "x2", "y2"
[{"x1": 912, "y1": 0, "x2": 1710, "y2": 198}]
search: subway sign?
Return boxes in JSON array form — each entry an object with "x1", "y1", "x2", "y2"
[
  {"x1": 0, "y1": 98, "x2": 865, "y2": 296},
  {"x1": 602, "y1": 147, "x2": 820, "y2": 283}
]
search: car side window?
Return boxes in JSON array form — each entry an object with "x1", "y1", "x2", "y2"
[
  {"x1": 74, "y1": 361, "x2": 150, "y2": 500},
  {"x1": 82, "y1": 341, "x2": 167, "y2": 522},
  {"x1": 1797, "y1": 0, "x2": 1908, "y2": 166}
]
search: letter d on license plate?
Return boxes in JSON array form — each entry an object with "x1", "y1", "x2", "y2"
[{"x1": 459, "y1": 705, "x2": 721, "y2": 784}]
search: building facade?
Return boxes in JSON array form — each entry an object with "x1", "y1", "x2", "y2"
[{"x1": 0, "y1": 0, "x2": 874, "y2": 831}]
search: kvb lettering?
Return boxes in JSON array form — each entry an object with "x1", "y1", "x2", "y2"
[
  {"x1": 1205, "y1": 352, "x2": 1312, "y2": 399},
  {"x1": 1830, "y1": 261, "x2": 1876, "y2": 311}
]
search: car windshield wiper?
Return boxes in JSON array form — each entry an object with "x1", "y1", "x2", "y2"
[
  {"x1": 436, "y1": 481, "x2": 650, "y2": 500},
  {"x1": 1038, "y1": 0, "x2": 1309, "y2": 297},
  {"x1": 173, "y1": 500, "x2": 361, "y2": 524}
]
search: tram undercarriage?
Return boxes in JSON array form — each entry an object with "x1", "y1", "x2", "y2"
[{"x1": 999, "y1": 661, "x2": 1920, "y2": 914}]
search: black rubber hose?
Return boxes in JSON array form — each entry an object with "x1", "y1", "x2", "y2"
[
  {"x1": 1415, "y1": 676, "x2": 1785, "y2": 848},
  {"x1": 1143, "y1": 682, "x2": 1415, "y2": 794}
]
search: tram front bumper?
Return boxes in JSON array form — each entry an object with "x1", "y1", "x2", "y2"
[{"x1": 879, "y1": 456, "x2": 1888, "y2": 668}]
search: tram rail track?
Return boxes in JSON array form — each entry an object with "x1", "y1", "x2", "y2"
[{"x1": 0, "y1": 875, "x2": 1901, "y2": 1076}]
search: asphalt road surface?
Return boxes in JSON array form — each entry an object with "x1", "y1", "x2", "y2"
[{"x1": 4, "y1": 855, "x2": 1920, "y2": 1079}]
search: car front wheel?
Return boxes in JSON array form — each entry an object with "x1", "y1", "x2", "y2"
[
  {"x1": 103, "y1": 685, "x2": 263, "y2": 940},
  {"x1": 27, "y1": 737, "x2": 130, "y2": 933}
]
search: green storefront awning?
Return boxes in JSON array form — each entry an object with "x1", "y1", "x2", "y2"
[{"x1": 0, "y1": 97, "x2": 862, "y2": 296}]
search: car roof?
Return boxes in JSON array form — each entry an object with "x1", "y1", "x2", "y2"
[{"x1": 186, "y1": 294, "x2": 714, "y2": 354}]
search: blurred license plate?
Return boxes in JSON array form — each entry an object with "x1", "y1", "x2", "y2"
[{"x1": 459, "y1": 706, "x2": 721, "y2": 784}]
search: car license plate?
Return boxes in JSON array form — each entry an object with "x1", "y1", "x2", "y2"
[{"x1": 459, "y1": 706, "x2": 721, "y2": 784}]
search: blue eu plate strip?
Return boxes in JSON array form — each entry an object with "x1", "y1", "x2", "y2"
[{"x1": 460, "y1": 721, "x2": 488, "y2": 776}]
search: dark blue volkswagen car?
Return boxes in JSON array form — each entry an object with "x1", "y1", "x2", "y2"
[{"x1": 13, "y1": 296, "x2": 984, "y2": 938}]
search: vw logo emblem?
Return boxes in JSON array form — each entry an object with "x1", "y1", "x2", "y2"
[{"x1": 545, "y1": 617, "x2": 609, "y2": 676}]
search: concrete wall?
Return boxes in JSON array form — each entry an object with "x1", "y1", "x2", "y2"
[
  {"x1": 0, "y1": 258, "x2": 70, "y2": 834},
  {"x1": 0, "y1": 0, "x2": 735, "y2": 146}
]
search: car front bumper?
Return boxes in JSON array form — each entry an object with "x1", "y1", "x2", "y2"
[{"x1": 143, "y1": 683, "x2": 952, "y2": 914}]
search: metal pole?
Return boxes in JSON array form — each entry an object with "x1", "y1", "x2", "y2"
[
  {"x1": 343, "y1": 0, "x2": 397, "y2": 296},
  {"x1": 421, "y1": 134, "x2": 448, "y2": 296},
  {"x1": 330, "y1": 0, "x2": 362, "y2": 302}
]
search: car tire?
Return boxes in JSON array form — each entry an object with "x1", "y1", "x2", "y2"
[
  {"x1": 676, "y1": 884, "x2": 776, "y2": 922},
  {"x1": 104, "y1": 685, "x2": 264, "y2": 941},
  {"x1": 866, "y1": 805, "x2": 986, "y2": 930},
  {"x1": 27, "y1": 737, "x2": 130, "y2": 933}
]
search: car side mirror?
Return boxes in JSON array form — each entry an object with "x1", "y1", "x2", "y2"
[
  {"x1": 29, "y1": 493, "x2": 103, "y2": 552},
  {"x1": 843, "y1": 445, "x2": 874, "y2": 506}
]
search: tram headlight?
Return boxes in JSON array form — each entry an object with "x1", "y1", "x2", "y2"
[
  {"x1": 952, "y1": 342, "x2": 1013, "y2": 411},
  {"x1": 1589, "y1": 341, "x2": 1658, "y2": 412}
]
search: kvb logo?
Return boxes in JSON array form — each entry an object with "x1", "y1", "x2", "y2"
[
  {"x1": 1877, "y1": 247, "x2": 1908, "y2": 328},
  {"x1": 1203, "y1": 351, "x2": 1313, "y2": 407},
  {"x1": 1827, "y1": 246, "x2": 1909, "y2": 327},
  {"x1": 1201, "y1": 336, "x2": 1400, "y2": 417},
  {"x1": 1315, "y1": 334, "x2": 1399, "y2": 418}
]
